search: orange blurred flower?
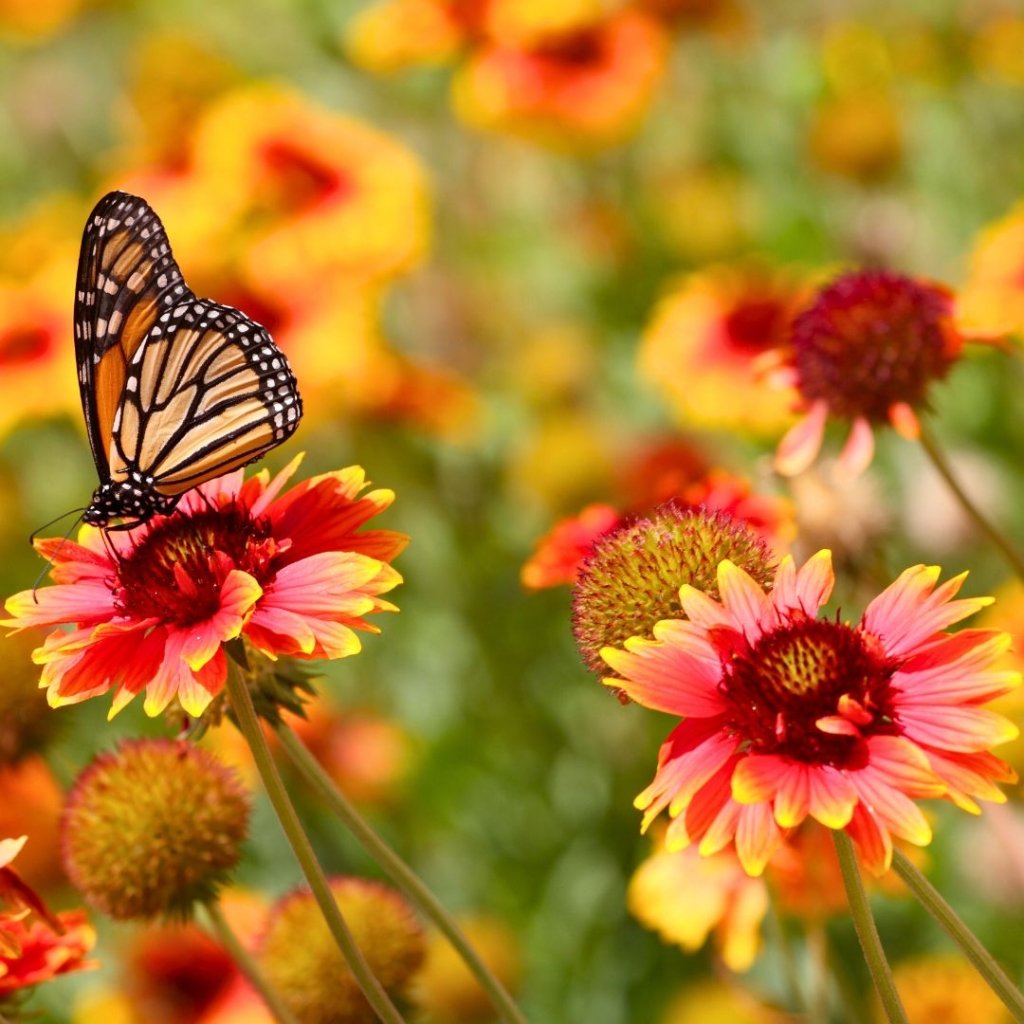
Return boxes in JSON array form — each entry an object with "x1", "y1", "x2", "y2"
[
  {"x1": 0, "y1": 0, "x2": 81, "y2": 44},
  {"x1": 453, "y1": 9, "x2": 669, "y2": 150},
  {"x1": 808, "y1": 92, "x2": 904, "y2": 184},
  {"x1": 639, "y1": 263, "x2": 808, "y2": 436},
  {"x1": 283, "y1": 700, "x2": 414, "y2": 805},
  {"x1": 0, "y1": 756, "x2": 64, "y2": 890},
  {"x1": 0, "y1": 836, "x2": 95, "y2": 995},
  {"x1": 0, "y1": 265, "x2": 80, "y2": 437},
  {"x1": 888, "y1": 954, "x2": 1013, "y2": 1024}
]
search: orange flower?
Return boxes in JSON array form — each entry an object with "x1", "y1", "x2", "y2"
[
  {"x1": 0, "y1": 757, "x2": 64, "y2": 890},
  {"x1": 0, "y1": 271, "x2": 79, "y2": 437},
  {"x1": 604, "y1": 551, "x2": 1019, "y2": 874},
  {"x1": 639, "y1": 263, "x2": 808, "y2": 435},
  {"x1": 0, "y1": 836, "x2": 95, "y2": 994},
  {"x1": 5, "y1": 457, "x2": 406, "y2": 718},
  {"x1": 452, "y1": 9, "x2": 669, "y2": 150}
]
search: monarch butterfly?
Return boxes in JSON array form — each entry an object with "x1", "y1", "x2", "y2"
[{"x1": 74, "y1": 191, "x2": 302, "y2": 528}]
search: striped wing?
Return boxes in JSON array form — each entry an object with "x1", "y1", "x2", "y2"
[
  {"x1": 109, "y1": 299, "x2": 301, "y2": 495},
  {"x1": 74, "y1": 191, "x2": 190, "y2": 481}
]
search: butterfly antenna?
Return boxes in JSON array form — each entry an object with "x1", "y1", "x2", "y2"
[{"x1": 29, "y1": 509, "x2": 86, "y2": 604}]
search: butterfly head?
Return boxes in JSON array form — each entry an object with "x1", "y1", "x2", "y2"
[{"x1": 84, "y1": 477, "x2": 179, "y2": 529}]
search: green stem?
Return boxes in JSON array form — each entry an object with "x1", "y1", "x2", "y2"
[
  {"x1": 892, "y1": 850, "x2": 1024, "y2": 1021},
  {"x1": 918, "y1": 425, "x2": 1024, "y2": 582},
  {"x1": 224, "y1": 660, "x2": 406, "y2": 1024},
  {"x1": 275, "y1": 723, "x2": 530, "y2": 1024},
  {"x1": 832, "y1": 832, "x2": 908, "y2": 1024},
  {"x1": 202, "y1": 900, "x2": 301, "y2": 1024}
]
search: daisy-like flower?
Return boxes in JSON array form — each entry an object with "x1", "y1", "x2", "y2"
[
  {"x1": 602, "y1": 551, "x2": 1020, "y2": 875},
  {"x1": 639, "y1": 263, "x2": 808, "y2": 436},
  {"x1": 452, "y1": 9, "x2": 669, "y2": 151},
  {"x1": 774, "y1": 269, "x2": 964, "y2": 478},
  {"x1": 4, "y1": 456, "x2": 406, "y2": 720}
]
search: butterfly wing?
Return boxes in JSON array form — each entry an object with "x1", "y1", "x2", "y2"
[
  {"x1": 112, "y1": 299, "x2": 301, "y2": 498},
  {"x1": 74, "y1": 191, "x2": 190, "y2": 484}
]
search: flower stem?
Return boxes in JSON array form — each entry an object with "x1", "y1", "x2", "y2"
[
  {"x1": 832, "y1": 832, "x2": 908, "y2": 1024},
  {"x1": 202, "y1": 899, "x2": 301, "y2": 1024},
  {"x1": 275, "y1": 722, "x2": 530, "y2": 1024},
  {"x1": 918, "y1": 424, "x2": 1024, "y2": 582},
  {"x1": 892, "y1": 850, "x2": 1024, "y2": 1021},
  {"x1": 224, "y1": 660, "x2": 406, "y2": 1024}
]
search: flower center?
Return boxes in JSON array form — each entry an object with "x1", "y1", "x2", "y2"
[
  {"x1": 791, "y1": 270, "x2": 959, "y2": 422},
  {"x1": 724, "y1": 297, "x2": 791, "y2": 354},
  {"x1": 719, "y1": 617, "x2": 900, "y2": 767},
  {"x1": 114, "y1": 505, "x2": 278, "y2": 626}
]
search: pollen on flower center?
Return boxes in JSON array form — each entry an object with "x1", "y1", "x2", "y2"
[
  {"x1": 791, "y1": 270, "x2": 960, "y2": 422},
  {"x1": 721, "y1": 618, "x2": 900, "y2": 767},
  {"x1": 114, "y1": 505, "x2": 277, "y2": 625}
]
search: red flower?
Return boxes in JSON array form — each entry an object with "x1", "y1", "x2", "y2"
[
  {"x1": 604, "y1": 551, "x2": 1020, "y2": 874},
  {"x1": 4, "y1": 457, "x2": 407, "y2": 719}
]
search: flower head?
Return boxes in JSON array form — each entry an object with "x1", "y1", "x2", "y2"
[
  {"x1": 573, "y1": 505, "x2": 774, "y2": 674},
  {"x1": 775, "y1": 270, "x2": 963, "y2": 478},
  {"x1": 62, "y1": 739, "x2": 250, "y2": 920},
  {"x1": 4, "y1": 456, "x2": 407, "y2": 719},
  {"x1": 603, "y1": 551, "x2": 1019, "y2": 875},
  {"x1": 259, "y1": 876, "x2": 424, "y2": 1023}
]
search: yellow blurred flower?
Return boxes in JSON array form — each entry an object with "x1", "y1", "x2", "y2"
[
  {"x1": 660, "y1": 981, "x2": 785, "y2": 1024},
  {"x1": 343, "y1": 0, "x2": 474, "y2": 73},
  {"x1": 807, "y1": 90, "x2": 904, "y2": 184},
  {"x1": 972, "y1": 15, "x2": 1024, "y2": 87},
  {"x1": 484, "y1": 0, "x2": 611, "y2": 47},
  {"x1": 115, "y1": 30, "x2": 242, "y2": 170},
  {"x1": 628, "y1": 836, "x2": 769, "y2": 971},
  {"x1": 648, "y1": 167, "x2": 758, "y2": 263},
  {"x1": 957, "y1": 201, "x2": 1024, "y2": 339},
  {"x1": 452, "y1": 9, "x2": 669, "y2": 151},
  {"x1": 412, "y1": 917, "x2": 522, "y2": 1022},
  {"x1": 639, "y1": 263, "x2": 807, "y2": 435},
  {"x1": 820, "y1": 22, "x2": 893, "y2": 92},
  {"x1": 886, "y1": 954, "x2": 1012, "y2": 1024},
  {"x1": 187, "y1": 83, "x2": 431, "y2": 294},
  {"x1": 0, "y1": 0, "x2": 80, "y2": 44}
]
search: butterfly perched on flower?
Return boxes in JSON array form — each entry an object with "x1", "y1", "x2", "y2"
[{"x1": 74, "y1": 191, "x2": 302, "y2": 528}]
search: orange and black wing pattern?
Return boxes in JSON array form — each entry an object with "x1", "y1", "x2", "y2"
[
  {"x1": 74, "y1": 191, "x2": 189, "y2": 483},
  {"x1": 74, "y1": 191, "x2": 302, "y2": 527}
]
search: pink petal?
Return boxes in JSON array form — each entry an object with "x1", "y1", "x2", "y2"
[
  {"x1": 601, "y1": 623, "x2": 727, "y2": 718},
  {"x1": 888, "y1": 401, "x2": 920, "y2": 440},
  {"x1": 716, "y1": 560, "x2": 772, "y2": 638},
  {"x1": 861, "y1": 565, "x2": 992, "y2": 658},
  {"x1": 923, "y1": 748, "x2": 1015, "y2": 812},
  {"x1": 4, "y1": 582, "x2": 118, "y2": 629},
  {"x1": 179, "y1": 571, "x2": 263, "y2": 670},
  {"x1": 896, "y1": 704, "x2": 1019, "y2": 752},
  {"x1": 835, "y1": 416, "x2": 874, "y2": 480},
  {"x1": 775, "y1": 400, "x2": 828, "y2": 476},
  {"x1": 247, "y1": 452, "x2": 306, "y2": 517},
  {"x1": 770, "y1": 550, "x2": 835, "y2": 621}
]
